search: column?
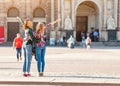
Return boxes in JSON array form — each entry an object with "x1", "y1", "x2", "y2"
[
  {"x1": 25, "y1": 0, "x2": 31, "y2": 18},
  {"x1": 114, "y1": 0, "x2": 118, "y2": 27},
  {"x1": 104, "y1": 0, "x2": 107, "y2": 28},
  {"x1": 51, "y1": 0, "x2": 54, "y2": 27},
  {"x1": 61, "y1": 0, "x2": 64, "y2": 28},
  {"x1": 71, "y1": 0, "x2": 76, "y2": 40},
  {"x1": 72, "y1": 0, "x2": 75, "y2": 28},
  {"x1": 58, "y1": 0, "x2": 60, "y2": 27}
]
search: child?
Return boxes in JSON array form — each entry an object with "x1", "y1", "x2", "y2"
[{"x1": 13, "y1": 33, "x2": 23, "y2": 61}]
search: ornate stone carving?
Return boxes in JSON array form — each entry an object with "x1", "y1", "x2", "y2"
[
  {"x1": 107, "y1": 15, "x2": 116, "y2": 30},
  {"x1": 64, "y1": 16, "x2": 73, "y2": 30}
]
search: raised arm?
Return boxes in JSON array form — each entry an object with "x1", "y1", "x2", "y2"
[
  {"x1": 50, "y1": 18, "x2": 61, "y2": 25},
  {"x1": 45, "y1": 18, "x2": 61, "y2": 29},
  {"x1": 16, "y1": 16, "x2": 24, "y2": 25}
]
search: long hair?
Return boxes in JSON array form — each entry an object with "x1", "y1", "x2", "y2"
[
  {"x1": 23, "y1": 19, "x2": 33, "y2": 29},
  {"x1": 36, "y1": 22, "x2": 45, "y2": 35}
]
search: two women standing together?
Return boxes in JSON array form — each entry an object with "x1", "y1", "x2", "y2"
[{"x1": 17, "y1": 17, "x2": 60, "y2": 77}]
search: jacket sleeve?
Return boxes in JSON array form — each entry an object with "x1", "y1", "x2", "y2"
[{"x1": 28, "y1": 28, "x2": 34, "y2": 40}]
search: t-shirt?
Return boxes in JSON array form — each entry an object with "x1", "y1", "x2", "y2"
[{"x1": 14, "y1": 37, "x2": 23, "y2": 48}]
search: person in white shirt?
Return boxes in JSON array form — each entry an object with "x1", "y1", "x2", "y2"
[{"x1": 67, "y1": 35, "x2": 74, "y2": 48}]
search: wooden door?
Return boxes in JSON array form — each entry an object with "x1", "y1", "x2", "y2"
[
  {"x1": 76, "y1": 16, "x2": 88, "y2": 42},
  {"x1": 7, "y1": 22, "x2": 19, "y2": 42}
]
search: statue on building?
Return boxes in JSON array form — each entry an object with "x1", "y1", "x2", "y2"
[
  {"x1": 64, "y1": 16, "x2": 73, "y2": 30},
  {"x1": 107, "y1": 15, "x2": 116, "y2": 30}
]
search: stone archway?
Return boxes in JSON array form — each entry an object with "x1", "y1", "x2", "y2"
[
  {"x1": 7, "y1": 7, "x2": 19, "y2": 42},
  {"x1": 33, "y1": 7, "x2": 46, "y2": 31},
  {"x1": 33, "y1": 7, "x2": 46, "y2": 18},
  {"x1": 75, "y1": 1, "x2": 100, "y2": 42}
]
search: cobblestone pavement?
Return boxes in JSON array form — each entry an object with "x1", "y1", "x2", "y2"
[{"x1": 0, "y1": 46, "x2": 120, "y2": 85}]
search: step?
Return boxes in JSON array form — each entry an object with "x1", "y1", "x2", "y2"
[{"x1": 0, "y1": 78, "x2": 120, "y2": 86}]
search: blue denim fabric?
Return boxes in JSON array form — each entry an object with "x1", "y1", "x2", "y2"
[
  {"x1": 16, "y1": 48, "x2": 22, "y2": 59},
  {"x1": 23, "y1": 44, "x2": 32, "y2": 72},
  {"x1": 35, "y1": 46, "x2": 46, "y2": 72}
]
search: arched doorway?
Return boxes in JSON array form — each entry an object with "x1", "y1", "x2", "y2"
[
  {"x1": 33, "y1": 7, "x2": 46, "y2": 31},
  {"x1": 7, "y1": 7, "x2": 19, "y2": 41},
  {"x1": 76, "y1": 1, "x2": 99, "y2": 42}
]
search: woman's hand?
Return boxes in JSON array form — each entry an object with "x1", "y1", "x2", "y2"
[{"x1": 50, "y1": 18, "x2": 61, "y2": 25}]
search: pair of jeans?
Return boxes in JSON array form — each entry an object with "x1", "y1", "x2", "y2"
[
  {"x1": 23, "y1": 44, "x2": 32, "y2": 73},
  {"x1": 16, "y1": 47, "x2": 22, "y2": 59},
  {"x1": 35, "y1": 46, "x2": 46, "y2": 73}
]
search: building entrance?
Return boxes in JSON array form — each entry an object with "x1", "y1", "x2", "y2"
[
  {"x1": 7, "y1": 22, "x2": 19, "y2": 41},
  {"x1": 76, "y1": 16, "x2": 88, "y2": 42},
  {"x1": 76, "y1": 1, "x2": 99, "y2": 42},
  {"x1": 7, "y1": 7, "x2": 19, "y2": 42}
]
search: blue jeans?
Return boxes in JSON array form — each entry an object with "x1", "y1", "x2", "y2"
[
  {"x1": 16, "y1": 47, "x2": 22, "y2": 59},
  {"x1": 23, "y1": 44, "x2": 32, "y2": 73},
  {"x1": 36, "y1": 46, "x2": 46, "y2": 73}
]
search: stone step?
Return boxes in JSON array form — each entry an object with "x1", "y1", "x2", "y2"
[
  {"x1": 76, "y1": 42, "x2": 104, "y2": 46},
  {"x1": 103, "y1": 41, "x2": 120, "y2": 46},
  {"x1": 0, "y1": 79, "x2": 120, "y2": 86},
  {"x1": 0, "y1": 42, "x2": 12, "y2": 46},
  {"x1": 76, "y1": 41, "x2": 120, "y2": 46},
  {"x1": 1, "y1": 42, "x2": 120, "y2": 47}
]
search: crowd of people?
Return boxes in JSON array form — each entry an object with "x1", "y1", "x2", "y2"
[{"x1": 89, "y1": 29, "x2": 99, "y2": 42}]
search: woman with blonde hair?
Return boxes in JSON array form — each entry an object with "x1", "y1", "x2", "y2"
[
  {"x1": 34, "y1": 19, "x2": 61, "y2": 76},
  {"x1": 22, "y1": 19, "x2": 33, "y2": 77}
]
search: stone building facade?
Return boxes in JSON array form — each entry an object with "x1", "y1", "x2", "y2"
[{"x1": 0, "y1": 0, "x2": 119, "y2": 43}]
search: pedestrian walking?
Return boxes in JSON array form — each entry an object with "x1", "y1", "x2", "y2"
[
  {"x1": 81, "y1": 36, "x2": 86, "y2": 48},
  {"x1": 86, "y1": 36, "x2": 91, "y2": 49},
  {"x1": 13, "y1": 33, "x2": 23, "y2": 61},
  {"x1": 59, "y1": 37, "x2": 64, "y2": 46},
  {"x1": 93, "y1": 30, "x2": 99, "y2": 42},
  {"x1": 63, "y1": 36, "x2": 66, "y2": 46},
  {"x1": 34, "y1": 19, "x2": 61, "y2": 77}
]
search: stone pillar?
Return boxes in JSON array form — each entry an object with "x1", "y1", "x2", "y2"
[
  {"x1": 99, "y1": 10, "x2": 103, "y2": 41},
  {"x1": 58, "y1": 0, "x2": 60, "y2": 27},
  {"x1": 118, "y1": 0, "x2": 120, "y2": 28},
  {"x1": 71, "y1": 0, "x2": 75, "y2": 41},
  {"x1": 72, "y1": 0, "x2": 75, "y2": 28},
  {"x1": 114, "y1": 0, "x2": 118, "y2": 27},
  {"x1": 51, "y1": 0, "x2": 54, "y2": 28},
  {"x1": 25, "y1": 0, "x2": 31, "y2": 18},
  {"x1": 61, "y1": 0, "x2": 64, "y2": 28},
  {"x1": 104, "y1": 0, "x2": 107, "y2": 28}
]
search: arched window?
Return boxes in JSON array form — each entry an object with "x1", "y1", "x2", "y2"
[
  {"x1": 33, "y1": 8, "x2": 45, "y2": 18},
  {"x1": 7, "y1": 7, "x2": 19, "y2": 17}
]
